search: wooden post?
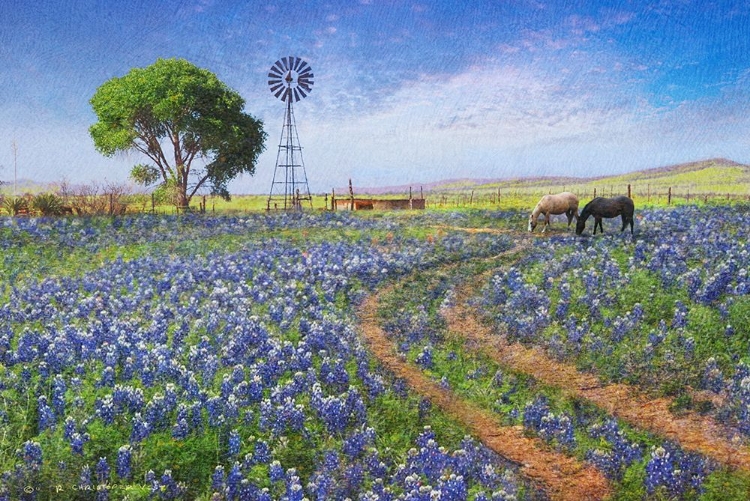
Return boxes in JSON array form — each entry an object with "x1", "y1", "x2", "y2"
[
  {"x1": 668, "y1": 187, "x2": 672, "y2": 205},
  {"x1": 332, "y1": 189, "x2": 336, "y2": 211},
  {"x1": 470, "y1": 190, "x2": 474, "y2": 205},
  {"x1": 594, "y1": 188, "x2": 597, "y2": 198},
  {"x1": 627, "y1": 184, "x2": 631, "y2": 199},
  {"x1": 349, "y1": 179, "x2": 354, "y2": 211},
  {"x1": 324, "y1": 193, "x2": 328, "y2": 210},
  {"x1": 647, "y1": 184, "x2": 650, "y2": 202}
]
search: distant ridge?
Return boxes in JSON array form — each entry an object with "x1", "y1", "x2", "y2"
[{"x1": 347, "y1": 158, "x2": 750, "y2": 195}]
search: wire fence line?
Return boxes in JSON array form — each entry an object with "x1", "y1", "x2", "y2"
[{"x1": 423, "y1": 184, "x2": 750, "y2": 208}]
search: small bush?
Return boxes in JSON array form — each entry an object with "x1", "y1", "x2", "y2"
[
  {"x1": 32, "y1": 193, "x2": 64, "y2": 216},
  {"x1": 3, "y1": 196, "x2": 28, "y2": 216}
]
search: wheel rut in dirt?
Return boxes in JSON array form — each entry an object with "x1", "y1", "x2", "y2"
[
  {"x1": 358, "y1": 287, "x2": 612, "y2": 501},
  {"x1": 442, "y1": 240, "x2": 750, "y2": 473}
]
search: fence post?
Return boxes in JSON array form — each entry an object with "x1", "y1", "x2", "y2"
[
  {"x1": 349, "y1": 179, "x2": 354, "y2": 211},
  {"x1": 668, "y1": 187, "x2": 672, "y2": 205},
  {"x1": 594, "y1": 188, "x2": 597, "y2": 198},
  {"x1": 627, "y1": 184, "x2": 631, "y2": 199}
]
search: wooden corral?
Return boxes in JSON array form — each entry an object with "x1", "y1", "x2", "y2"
[
  {"x1": 333, "y1": 198, "x2": 425, "y2": 211},
  {"x1": 331, "y1": 179, "x2": 426, "y2": 211}
]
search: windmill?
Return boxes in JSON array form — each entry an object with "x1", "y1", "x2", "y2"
[{"x1": 266, "y1": 57, "x2": 314, "y2": 210}]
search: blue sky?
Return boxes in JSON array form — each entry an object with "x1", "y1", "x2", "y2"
[{"x1": 1, "y1": 0, "x2": 750, "y2": 193}]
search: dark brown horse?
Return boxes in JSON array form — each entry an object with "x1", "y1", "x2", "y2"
[{"x1": 576, "y1": 196, "x2": 634, "y2": 235}]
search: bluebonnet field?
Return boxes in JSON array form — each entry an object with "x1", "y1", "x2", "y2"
[
  {"x1": 0, "y1": 212, "x2": 532, "y2": 500},
  {"x1": 4, "y1": 207, "x2": 750, "y2": 500},
  {"x1": 476, "y1": 205, "x2": 750, "y2": 498},
  {"x1": 376, "y1": 205, "x2": 750, "y2": 500}
]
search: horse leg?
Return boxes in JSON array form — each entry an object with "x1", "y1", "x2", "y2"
[
  {"x1": 542, "y1": 212, "x2": 550, "y2": 232},
  {"x1": 566, "y1": 209, "x2": 573, "y2": 227},
  {"x1": 620, "y1": 214, "x2": 627, "y2": 232},
  {"x1": 594, "y1": 217, "x2": 602, "y2": 234}
]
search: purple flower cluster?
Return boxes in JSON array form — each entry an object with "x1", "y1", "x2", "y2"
[
  {"x1": 522, "y1": 396, "x2": 576, "y2": 450},
  {"x1": 645, "y1": 443, "x2": 711, "y2": 497},
  {"x1": 585, "y1": 419, "x2": 642, "y2": 480},
  {"x1": 486, "y1": 267, "x2": 551, "y2": 342}
]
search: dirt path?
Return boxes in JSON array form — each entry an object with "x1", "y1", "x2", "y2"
[
  {"x1": 358, "y1": 288, "x2": 612, "y2": 501},
  {"x1": 442, "y1": 246, "x2": 750, "y2": 473}
]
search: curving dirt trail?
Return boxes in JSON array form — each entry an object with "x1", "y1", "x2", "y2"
[
  {"x1": 358, "y1": 286, "x2": 612, "y2": 501},
  {"x1": 441, "y1": 238, "x2": 750, "y2": 473},
  {"x1": 357, "y1": 228, "x2": 750, "y2": 500}
]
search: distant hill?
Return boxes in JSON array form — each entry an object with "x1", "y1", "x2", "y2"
[
  {"x1": 0, "y1": 178, "x2": 51, "y2": 195},
  {"x1": 350, "y1": 158, "x2": 750, "y2": 197}
]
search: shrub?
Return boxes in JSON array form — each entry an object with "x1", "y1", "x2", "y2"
[
  {"x1": 3, "y1": 196, "x2": 28, "y2": 216},
  {"x1": 32, "y1": 193, "x2": 65, "y2": 216}
]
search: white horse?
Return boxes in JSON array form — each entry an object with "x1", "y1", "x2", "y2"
[{"x1": 528, "y1": 192, "x2": 579, "y2": 232}]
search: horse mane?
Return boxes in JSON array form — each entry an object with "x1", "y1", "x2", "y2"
[
  {"x1": 579, "y1": 197, "x2": 602, "y2": 219},
  {"x1": 530, "y1": 203, "x2": 543, "y2": 219}
]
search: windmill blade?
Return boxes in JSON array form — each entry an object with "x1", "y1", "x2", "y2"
[{"x1": 268, "y1": 57, "x2": 314, "y2": 101}]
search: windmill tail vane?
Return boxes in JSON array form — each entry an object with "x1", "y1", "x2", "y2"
[{"x1": 266, "y1": 57, "x2": 314, "y2": 211}]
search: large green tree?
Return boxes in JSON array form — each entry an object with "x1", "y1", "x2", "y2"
[{"x1": 90, "y1": 58, "x2": 266, "y2": 207}]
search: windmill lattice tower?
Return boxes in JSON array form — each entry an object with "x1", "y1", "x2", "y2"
[{"x1": 266, "y1": 57, "x2": 314, "y2": 210}]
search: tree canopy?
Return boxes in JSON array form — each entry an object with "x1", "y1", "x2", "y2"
[{"x1": 90, "y1": 58, "x2": 266, "y2": 206}]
